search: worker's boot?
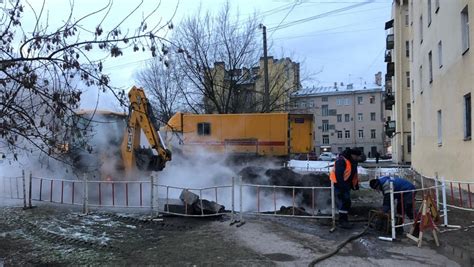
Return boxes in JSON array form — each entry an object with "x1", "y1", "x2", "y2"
[{"x1": 338, "y1": 213, "x2": 353, "y2": 229}]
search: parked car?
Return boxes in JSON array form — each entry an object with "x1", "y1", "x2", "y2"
[
  {"x1": 296, "y1": 153, "x2": 318, "y2": 161},
  {"x1": 318, "y1": 152, "x2": 337, "y2": 161}
]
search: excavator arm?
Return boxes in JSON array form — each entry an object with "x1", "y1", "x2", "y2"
[{"x1": 121, "y1": 86, "x2": 172, "y2": 172}]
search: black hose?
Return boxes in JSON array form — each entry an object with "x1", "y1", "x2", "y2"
[{"x1": 308, "y1": 216, "x2": 375, "y2": 266}]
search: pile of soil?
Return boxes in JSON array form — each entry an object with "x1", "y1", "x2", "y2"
[{"x1": 239, "y1": 166, "x2": 331, "y2": 208}]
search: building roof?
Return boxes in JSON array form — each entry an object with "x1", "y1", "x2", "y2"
[{"x1": 293, "y1": 82, "x2": 384, "y2": 97}]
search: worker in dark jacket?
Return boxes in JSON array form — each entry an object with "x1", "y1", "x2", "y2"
[
  {"x1": 370, "y1": 176, "x2": 416, "y2": 219},
  {"x1": 329, "y1": 148, "x2": 362, "y2": 229}
]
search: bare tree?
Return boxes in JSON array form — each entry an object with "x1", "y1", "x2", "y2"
[
  {"x1": 170, "y1": 2, "x2": 304, "y2": 114},
  {"x1": 134, "y1": 59, "x2": 185, "y2": 123},
  {"x1": 172, "y1": 1, "x2": 261, "y2": 114},
  {"x1": 0, "y1": 0, "x2": 175, "y2": 161}
]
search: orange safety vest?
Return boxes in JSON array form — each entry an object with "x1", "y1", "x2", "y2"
[{"x1": 329, "y1": 157, "x2": 359, "y2": 187}]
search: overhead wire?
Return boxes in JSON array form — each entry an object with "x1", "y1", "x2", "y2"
[
  {"x1": 104, "y1": 0, "x2": 386, "y2": 70},
  {"x1": 268, "y1": 0, "x2": 374, "y2": 32},
  {"x1": 268, "y1": 0, "x2": 301, "y2": 39}
]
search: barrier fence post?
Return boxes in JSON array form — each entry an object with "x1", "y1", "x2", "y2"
[
  {"x1": 441, "y1": 177, "x2": 448, "y2": 226},
  {"x1": 331, "y1": 181, "x2": 336, "y2": 231},
  {"x1": 155, "y1": 175, "x2": 160, "y2": 217},
  {"x1": 231, "y1": 177, "x2": 235, "y2": 221},
  {"x1": 28, "y1": 172, "x2": 32, "y2": 208},
  {"x1": 150, "y1": 175, "x2": 154, "y2": 215},
  {"x1": 239, "y1": 176, "x2": 243, "y2": 222},
  {"x1": 435, "y1": 172, "x2": 440, "y2": 210},
  {"x1": 22, "y1": 170, "x2": 26, "y2": 208},
  {"x1": 82, "y1": 173, "x2": 88, "y2": 214},
  {"x1": 199, "y1": 189, "x2": 204, "y2": 216},
  {"x1": 390, "y1": 180, "x2": 396, "y2": 240},
  {"x1": 50, "y1": 180, "x2": 53, "y2": 202},
  {"x1": 274, "y1": 186, "x2": 277, "y2": 215}
]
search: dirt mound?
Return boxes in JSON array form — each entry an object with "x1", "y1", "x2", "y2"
[
  {"x1": 240, "y1": 166, "x2": 330, "y2": 187},
  {"x1": 239, "y1": 166, "x2": 331, "y2": 208}
]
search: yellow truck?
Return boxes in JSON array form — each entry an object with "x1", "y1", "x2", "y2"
[{"x1": 166, "y1": 113, "x2": 313, "y2": 157}]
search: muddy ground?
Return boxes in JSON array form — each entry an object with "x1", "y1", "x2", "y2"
[{"x1": 0, "y1": 201, "x2": 472, "y2": 266}]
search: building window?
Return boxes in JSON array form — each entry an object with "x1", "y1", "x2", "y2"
[
  {"x1": 420, "y1": 15, "x2": 423, "y2": 43},
  {"x1": 357, "y1": 96, "x2": 363, "y2": 105},
  {"x1": 337, "y1": 114, "x2": 342, "y2": 122},
  {"x1": 344, "y1": 98, "x2": 351, "y2": 105},
  {"x1": 406, "y1": 71, "x2": 410, "y2": 87},
  {"x1": 336, "y1": 98, "x2": 343, "y2": 105},
  {"x1": 438, "y1": 41, "x2": 443, "y2": 68},
  {"x1": 371, "y1": 129, "x2": 376, "y2": 139},
  {"x1": 411, "y1": 40, "x2": 414, "y2": 62},
  {"x1": 345, "y1": 130, "x2": 350, "y2": 139},
  {"x1": 358, "y1": 113, "x2": 363, "y2": 121},
  {"x1": 337, "y1": 131, "x2": 342, "y2": 139},
  {"x1": 322, "y1": 96, "x2": 328, "y2": 102},
  {"x1": 461, "y1": 5, "x2": 470, "y2": 54},
  {"x1": 437, "y1": 110, "x2": 442, "y2": 145},
  {"x1": 323, "y1": 135, "x2": 329, "y2": 145},
  {"x1": 428, "y1": 51, "x2": 433, "y2": 83},
  {"x1": 413, "y1": 121, "x2": 416, "y2": 145},
  {"x1": 358, "y1": 130, "x2": 364, "y2": 139},
  {"x1": 322, "y1": 120, "x2": 329, "y2": 132},
  {"x1": 419, "y1": 65, "x2": 423, "y2": 93},
  {"x1": 197, "y1": 122, "x2": 211, "y2": 136},
  {"x1": 407, "y1": 135, "x2": 412, "y2": 153},
  {"x1": 428, "y1": 0, "x2": 432, "y2": 26},
  {"x1": 405, "y1": 8, "x2": 410, "y2": 26},
  {"x1": 345, "y1": 114, "x2": 350, "y2": 122},
  {"x1": 435, "y1": 0, "x2": 440, "y2": 13},
  {"x1": 322, "y1": 105, "x2": 329, "y2": 116},
  {"x1": 405, "y1": 40, "x2": 410, "y2": 57},
  {"x1": 371, "y1": 112, "x2": 376, "y2": 121},
  {"x1": 407, "y1": 103, "x2": 411, "y2": 120},
  {"x1": 464, "y1": 93, "x2": 472, "y2": 140},
  {"x1": 369, "y1": 95, "x2": 375, "y2": 104}
]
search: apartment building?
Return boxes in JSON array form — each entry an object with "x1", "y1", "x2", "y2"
[
  {"x1": 385, "y1": 0, "x2": 412, "y2": 164},
  {"x1": 207, "y1": 57, "x2": 300, "y2": 113},
  {"x1": 291, "y1": 76, "x2": 386, "y2": 156},
  {"x1": 391, "y1": 0, "x2": 473, "y2": 182}
]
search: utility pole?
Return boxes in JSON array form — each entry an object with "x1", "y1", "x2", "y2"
[{"x1": 260, "y1": 24, "x2": 270, "y2": 112}]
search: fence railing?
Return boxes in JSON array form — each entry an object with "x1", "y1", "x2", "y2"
[
  {"x1": 1, "y1": 168, "x2": 471, "y2": 234},
  {"x1": 384, "y1": 168, "x2": 473, "y2": 240},
  {"x1": 240, "y1": 182, "x2": 335, "y2": 220}
]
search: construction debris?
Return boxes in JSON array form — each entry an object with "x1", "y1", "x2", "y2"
[{"x1": 178, "y1": 190, "x2": 225, "y2": 215}]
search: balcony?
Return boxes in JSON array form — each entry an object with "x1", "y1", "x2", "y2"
[
  {"x1": 385, "y1": 82, "x2": 392, "y2": 94},
  {"x1": 384, "y1": 50, "x2": 392, "y2": 62},
  {"x1": 386, "y1": 62, "x2": 394, "y2": 77},
  {"x1": 385, "y1": 19, "x2": 394, "y2": 30},
  {"x1": 384, "y1": 94, "x2": 395, "y2": 110},
  {"x1": 385, "y1": 120, "x2": 396, "y2": 138},
  {"x1": 386, "y1": 34, "x2": 394, "y2": 50}
]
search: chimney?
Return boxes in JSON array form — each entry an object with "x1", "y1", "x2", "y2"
[
  {"x1": 375, "y1": 71, "x2": 382, "y2": 86},
  {"x1": 334, "y1": 82, "x2": 337, "y2": 89},
  {"x1": 347, "y1": 83, "x2": 353, "y2": 90}
]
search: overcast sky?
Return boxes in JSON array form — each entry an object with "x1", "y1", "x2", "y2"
[{"x1": 22, "y1": 0, "x2": 392, "y2": 110}]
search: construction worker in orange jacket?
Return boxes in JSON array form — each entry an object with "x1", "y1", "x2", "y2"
[{"x1": 329, "y1": 148, "x2": 362, "y2": 229}]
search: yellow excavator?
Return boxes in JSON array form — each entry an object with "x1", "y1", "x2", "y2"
[{"x1": 67, "y1": 86, "x2": 171, "y2": 180}]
